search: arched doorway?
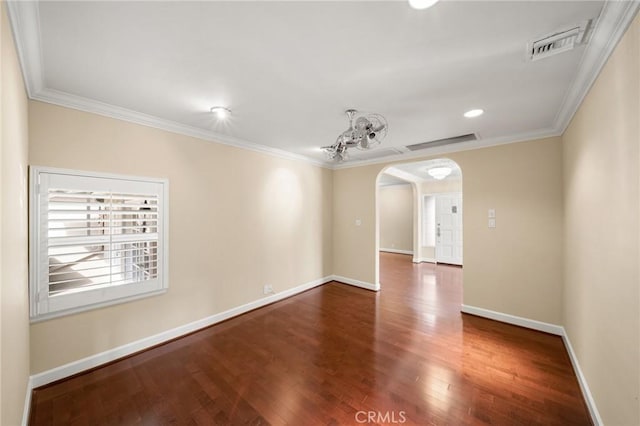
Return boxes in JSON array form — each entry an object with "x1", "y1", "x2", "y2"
[{"x1": 376, "y1": 158, "x2": 463, "y2": 286}]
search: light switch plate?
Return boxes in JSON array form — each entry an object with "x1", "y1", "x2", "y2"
[
  {"x1": 488, "y1": 219, "x2": 496, "y2": 228},
  {"x1": 355, "y1": 219, "x2": 362, "y2": 226},
  {"x1": 488, "y1": 209, "x2": 496, "y2": 218}
]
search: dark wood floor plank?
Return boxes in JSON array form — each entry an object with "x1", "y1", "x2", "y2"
[{"x1": 30, "y1": 253, "x2": 591, "y2": 425}]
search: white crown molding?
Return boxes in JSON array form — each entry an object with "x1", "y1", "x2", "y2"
[
  {"x1": 7, "y1": 0, "x2": 639, "y2": 173},
  {"x1": 33, "y1": 88, "x2": 330, "y2": 168},
  {"x1": 6, "y1": 0, "x2": 43, "y2": 97},
  {"x1": 554, "y1": 0, "x2": 640, "y2": 134},
  {"x1": 6, "y1": 1, "x2": 332, "y2": 169},
  {"x1": 332, "y1": 126, "x2": 562, "y2": 170},
  {"x1": 337, "y1": 0, "x2": 640, "y2": 170}
]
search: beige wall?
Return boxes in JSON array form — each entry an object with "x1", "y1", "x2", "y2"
[
  {"x1": 334, "y1": 165, "x2": 378, "y2": 282},
  {"x1": 1, "y1": 3, "x2": 30, "y2": 424},
  {"x1": 562, "y1": 14, "x2": 639, "y2": 425},
  {"x1": 14, "y1": 12, "x2": 639, "y2": 426},
  {"x1": 378, "y1": 184, "x2": 413, "y2": 252},
  {"x1": 335, "y1": 137, "x2": 564, "y2": 324},
  {"x1": 29, "y1": 101, "x2": 333, "y2": 373}
]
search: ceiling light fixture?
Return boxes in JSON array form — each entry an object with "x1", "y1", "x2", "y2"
[
  {"x1": 210, "y1": 106, "x2": 231, "y2": 120},
  {"x1": 464, "y1": 109, "x2": 484, "y2": 118},
  {"x1": 322, "y1": 109, "x2": 388, "y2": 162},
  {"x1": 427, "y1": 167, "x2": 452, "y2": 180},
  {"x1": 408, "y1": 0, "x2": 440, "y2": 10}
]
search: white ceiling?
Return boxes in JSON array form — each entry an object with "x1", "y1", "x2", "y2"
[
  {"x1": 379, "y1": 158, "x2": 461, "y2": 185},
  {"x1": 8, "y1": 1, "x2": 639, "y2": 168}
]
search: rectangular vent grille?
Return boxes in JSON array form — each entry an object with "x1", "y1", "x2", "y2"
[
  {"x1": 529, "y1": 20, "x2": 591, "y2": 61},
  {"x1": 406, "y1": 133, "x2": 477, "y2": 151},
  {"x1": 350, "y1": 147, "x2": 404, "y2": 160}
]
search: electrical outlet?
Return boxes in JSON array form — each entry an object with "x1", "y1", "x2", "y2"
[{"x1": 263, "y1": 284, "x2": 273, "y2": 295}]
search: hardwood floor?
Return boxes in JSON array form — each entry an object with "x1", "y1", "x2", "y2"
[{"x1": 29, "y1": 253, "x2": 591, "y2": 425}]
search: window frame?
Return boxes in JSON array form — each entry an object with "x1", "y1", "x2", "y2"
[{"x1": 29, "y1": 166, "x2": 169, "y2": 322}]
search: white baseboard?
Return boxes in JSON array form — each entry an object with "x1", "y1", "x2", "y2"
[
  {"x1": 331, "y1": 275, "x2": 380, "y2": 292},
  {"x1": 21, "y1": 377, "x2": 33, "y2": 426},
  {"x1": 561, "y1": 330, "x2": 603, "y2": 426},
  {"x1": 461, "y1": 304, "x2": 601, "y2": 425},
  {"x1": 460, "y1": 304, "x2": 564, "y2": 335},
  {"x1": 29, "y1": 275, "x2": 333, "y2": 389},
  {"x1": 379, "y1": 248, "x2": 413, "y2": 255},
  {"x1": 412, "y1": 257, "x2": 436, "y2": 264},
  {"x1": 23, "y1": 285, "x2": 600, "y2": 426}
]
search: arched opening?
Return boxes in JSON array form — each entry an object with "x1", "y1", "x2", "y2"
[{"x1": 375, "y1": 158, "x2": 463, "y2": 288}]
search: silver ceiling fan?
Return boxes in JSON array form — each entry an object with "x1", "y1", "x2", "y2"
[{"x1": 322, "y1": 109, "x2": 388, "y2": 162}]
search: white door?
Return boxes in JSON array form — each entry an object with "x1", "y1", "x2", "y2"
[{"x1": 436, "y1": 193, "x2": 462, "y2": 265}]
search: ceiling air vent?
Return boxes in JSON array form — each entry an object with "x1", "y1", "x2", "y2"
[
  {"x1": 528, "y1": 20, "x2": 591, "y2": 61},
  {"x1": 406, "y1": 133, "x2": 477, "y2": 151},
  {"x1": 349, "y1": 147, "x2": 404, "y2": 160}
]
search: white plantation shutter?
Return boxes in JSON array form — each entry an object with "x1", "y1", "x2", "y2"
[{"x1": 30, "y1": 167, "x2": 168, "y2": 321}]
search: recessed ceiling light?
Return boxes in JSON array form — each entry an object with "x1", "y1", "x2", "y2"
[
  {"x1": 408, "y1": 0, "x2": 440, "y2": 10},
  {"x1": 464, "y1": 109, "x2": 484, "y2": 118},
  {"x1": 210, "y1": 106, "x2": 231, "y2": 120}
]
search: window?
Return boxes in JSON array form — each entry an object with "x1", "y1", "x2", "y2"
[{"x1": 29, "y1": 167, "x2": 168, "y2": 321}]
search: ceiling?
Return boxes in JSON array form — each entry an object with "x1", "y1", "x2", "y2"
[
  {"x1": 7, "y1": 1, "x2": 639, "y2": 168},
  {"x1": 379, "y1": 158, "x2": 461, "y2": 186}
]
